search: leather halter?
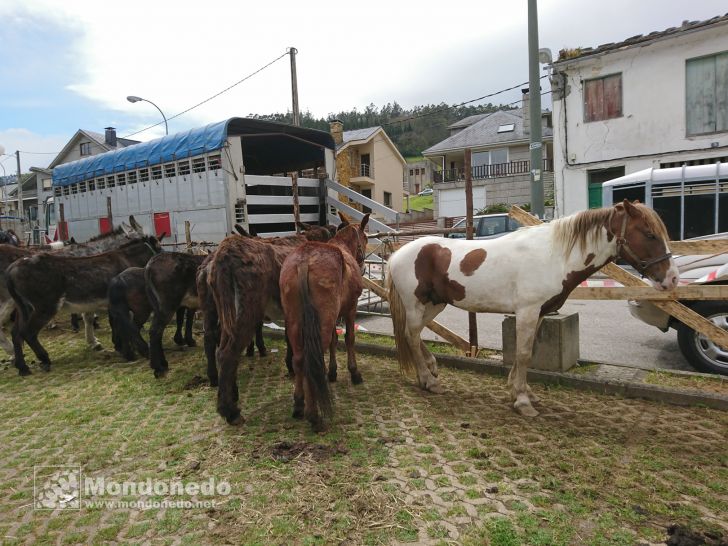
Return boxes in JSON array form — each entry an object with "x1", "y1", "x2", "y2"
[{"x1": 612, "y1": 212, "x2": 671, "y2": 277}]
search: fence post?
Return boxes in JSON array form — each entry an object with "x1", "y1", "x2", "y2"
[
  {"x1": 318, "y1": 175, "x2": 328, "y2": 226},
  {"x1": 291, "y1": 172, "x2": 301, "y2": 232},
  {"x1": 184, "y1": 220, "x2": 192, "y2": 248},
  {"x1": 106, "y1": 196, "x2": 113, "y2": 229},
  {"x1": 464, "y1": 148, "x2": 478, "y2": 355}
]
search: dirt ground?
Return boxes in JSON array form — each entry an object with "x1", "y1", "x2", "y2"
[{"x1": 0, "y1": 320, "x2": 726, "y2": 545}]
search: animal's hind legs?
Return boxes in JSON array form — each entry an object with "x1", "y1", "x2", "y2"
[
  {"x1": 82, "y1": 312, "x2": 102, "y2": 350},
  {"x1": 327, "y1": 328, "x2": 337, "y2": 383},
  {"x1": 420, "y1": 340, "x2": 438, "y2": 377}
]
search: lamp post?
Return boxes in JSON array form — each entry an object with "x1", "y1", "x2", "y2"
[{"x1": 127, "y1": 95, "x2": 168, "y2": 135}]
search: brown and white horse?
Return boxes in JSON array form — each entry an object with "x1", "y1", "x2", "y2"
[
  {"x1": 387, "y1": 200, "x2": 679, "y2": 417},
  {"x1": 279, "y1": 214, "x2": 370, "y2": 431}
]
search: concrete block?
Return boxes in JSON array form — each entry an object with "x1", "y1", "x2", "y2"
[{"x1": 502, "y1": 312, "x2": 580, "y2": 372}]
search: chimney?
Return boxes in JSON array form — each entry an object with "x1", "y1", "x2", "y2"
[
  {"x1": 521, "y1": 89, "x2": 530, "y2": 136},
  {"x1": 104, "y1": 127, "x2": 117, "y2": 147},
  {"x1": 329, "y1": 119, "x2": 344, "y2": 146}
]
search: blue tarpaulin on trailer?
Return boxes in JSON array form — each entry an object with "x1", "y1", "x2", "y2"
[{"x1": 52, "y1": 117, "x2": 335, "y2": 186}]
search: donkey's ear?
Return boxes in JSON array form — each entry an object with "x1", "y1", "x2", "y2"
[
  {"x1": 337, "y1": 211, "x2": 351, "y2": 226},
  {"x1": 129, "y1": 215, "x2": 144, "y2": 233},
  {"x1": 120, "y1": 222, "x2": 132, "y2": 235},
  {"x1": 623, "y1": 198, "x2": 639, "y2": 218},
  {"x1": 234, "y1": 224, "x2": 250, "y2": 237},
  {"x1": 360, "y1": 213, "x2": 370, "y2": 231},
  {"x1": 158, "y1": 232, "x2": 168, "y2": 242}
]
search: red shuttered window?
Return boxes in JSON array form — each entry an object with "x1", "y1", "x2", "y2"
[{"x1": 584, "y1": 73, "x2": 622, "y2": 122}]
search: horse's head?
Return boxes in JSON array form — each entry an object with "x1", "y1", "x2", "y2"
[
  {"x1": 334, "y1": 213, "x2": 370, "y2": 273},
  {"x1": 610, "y1": 199, "x2": 678, "y2": 290}
]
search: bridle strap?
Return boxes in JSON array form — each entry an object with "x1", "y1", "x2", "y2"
[{"x1": 611, "y1": 212, "x2": 671, "y2": 277}]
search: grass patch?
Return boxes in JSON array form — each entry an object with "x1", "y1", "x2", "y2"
[
  {"x1": 405, "y1": 194, "x2": 433, "y2": 212},
  {"x1": 645, "y1": 370, "x2": 728, "y2": 395}
]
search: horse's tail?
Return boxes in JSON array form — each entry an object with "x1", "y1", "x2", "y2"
[
  {"x1": 6, "y1": 267, "x2": 32, "y2": 321},
  {"x1": 386, "y1": 270, "x2": 417, "y2": 378},
  {"x1": 208, "y1": 255, "x2": 239, "y2": 350},
  {"x1": 107, "y1": 276, "x2": 138, "y2": 359},
  {"x1": 299, "y1": 261, "x2": 333, "y2": 419}
]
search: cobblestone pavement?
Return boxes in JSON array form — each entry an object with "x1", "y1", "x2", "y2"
[{"x1": 0, "y1": 323, "x2": 726, "y2": 545}]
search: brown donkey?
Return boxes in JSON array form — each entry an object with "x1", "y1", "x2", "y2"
[
  {"x1": 6, "y1": 236, "x2": 162, "y2": 375},
  {"x1": 205, "y1": 224, "x2": 334, "y2": 424},
  {"x1": 279, "y1": 214, "x2": 370, "y2": 431}
]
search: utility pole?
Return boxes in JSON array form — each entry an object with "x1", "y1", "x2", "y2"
[
  {"x1": 16, "y1": 150, "x2": 23, "y2": 226},
  {"x1": 528, "y1": 0, "x2": 544, "y2": 218},
  {"x1": 289, "y1": 47, "x2": 300, "y2": 126},
  {"x1": 464, "y1": 149, "x2": 478, "y2": 355}
]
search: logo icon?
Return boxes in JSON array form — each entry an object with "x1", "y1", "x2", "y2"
[{"x1": 34, "y1": 466, "x2": 81, "y2": 510}]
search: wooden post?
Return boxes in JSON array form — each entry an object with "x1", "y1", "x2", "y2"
[
  {"x1": 464, "y1": 148, "x2": 478, "y2": 354},
  {"x1": 318, "y1": 174, "x2": 328, "y2": 226},
  {"x1": 291, "y1": 172, "x2": 301, "y2": 232},
  {"x1": 184, "y1": 220, "x2": 192, "y2": 248},
  {"x1": 106, "y1": 196, "x2": 113, "y2": 229}
]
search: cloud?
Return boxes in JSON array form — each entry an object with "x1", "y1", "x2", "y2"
[{"x1": 0, "y1": 129, "x2": 70, "y2": 171}]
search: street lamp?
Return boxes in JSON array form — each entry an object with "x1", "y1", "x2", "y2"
[{"x1": 127, "y1": 95, "x2": 169, "y2": 135}]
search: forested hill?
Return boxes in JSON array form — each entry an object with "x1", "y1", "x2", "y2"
[{"x1": 250, "y1": 101, "x2": 513, "y2": 158}]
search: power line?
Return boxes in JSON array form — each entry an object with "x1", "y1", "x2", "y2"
[
  {"x1": 383, "y1": 75, "x2": 549, "y2": 127},
  {"x1": 122, "y1": 50, "x2": 290, "y2": 139}
]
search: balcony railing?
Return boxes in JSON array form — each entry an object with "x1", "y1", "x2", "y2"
[
  {"x1": 353, "y1": 163, "x2": 373, "y2": 178},
  {"x1": 433, "y1": 158, "x2": 553, "y2": 183}
]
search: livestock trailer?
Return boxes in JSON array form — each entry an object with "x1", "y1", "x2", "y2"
[{"x1": 50, "y1": 118, "x2": 336, "y2": 242}]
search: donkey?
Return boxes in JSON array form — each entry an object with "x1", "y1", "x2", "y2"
[
  {"x1": 6, "y1": 235, "x2": 162, "y2": 375},
  {"x1": 107, "y1": 267, "x2": 196, "y2": 361},
  {"x1": 0, "y1": 219, "x2": 144, "y2": 360},
  {"x1": 204, "y1": 224, "x2": 334, "y2": 424},
  {"x1": 279, "y1": 214, "x2": 369, "y2": 431}
]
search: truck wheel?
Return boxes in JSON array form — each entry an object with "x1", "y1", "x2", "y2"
[{"x1": 677, "y1": 301, "x2": 728, "y2": 376}]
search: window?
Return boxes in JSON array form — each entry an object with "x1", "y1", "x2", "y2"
[
  {"x1": 164, "y1": 163, "x2": 176, "y2": 178},
  {"x1": 96, "y1": 178, "x2": 105, "y2": 190},
  {"x1": 42, "y1": 178, "x2": 52, "y2": 191},
  {"x1": 116, "y1": 173, "x2": 126, "y2": 187},
  {"x1": 62, "y1": 186, "x2": 70, "y2": 196},
  {"x1": 584, "y1": 73, "x2": 622, "y2": 122},
  {"x1": 139, "y1": 168, "x2": 150, "y2": 183},
  {"x1": 127, "y1": 171, "x2": 137, "y2": 184},
  {"x1": 79, "y1": 181, "x2": 86, "y2": 193},
  {"x1": 409, "y1": 169, "x2": 414, "y2": 176},
  {"x1": 686, "y1": 52, "x2": 728, "y2": 135},
  {"x1": 54, "y1": 186, "x2": 62, "y2": 197},
  {"x1": 207, "y1": 154, "x2": 222, "y2": 171},
  {"x1": 106, "y1": 176, "x2": 115, "y2": 188},
  {"x1": 178, "y1": 161, "x2": 190, "y2": 176},
  {"x1": 71, "y1": 183, "x2": 78, "y2": 195},
  {"x1": 80, "y1": 142, "x2": 91, "y2": 156},
  {"x1": 88, "y1": 179, "x2": 95, "y2": 191},
  {"x1": 192, "y1": 157, "x2": 206, "y2": 173},
  {"x1": 497, "y1": 123, "x2": 515, "y2": 133},
  {"x1": 384, "y1": 191, "x2": 392, "y2": 207},
  {"x1": 151, "y1": 166, "x2": 163, "y2": 180}
]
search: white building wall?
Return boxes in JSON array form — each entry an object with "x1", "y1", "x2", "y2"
[{"x1": 552, "y1": 22, "x2": 728, "y2": 216}]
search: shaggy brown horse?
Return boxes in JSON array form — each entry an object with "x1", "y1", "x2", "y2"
[
  {"x1": 279, "y1": 214, "x2": 369, "y2": 431},
  {"x1": 6, "y1": 235, "x2": 162, "y2": 375},
  {"x1": 107, "y1": 267, "x2": 196, "y2": 361},
  {"x1": 205, "y1": 223, "x2": 334, "y2": 424}
]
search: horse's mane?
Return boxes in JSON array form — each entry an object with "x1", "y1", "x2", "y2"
[{"x1": 551, "y1": 203, "x2": 668, "y2": 256}]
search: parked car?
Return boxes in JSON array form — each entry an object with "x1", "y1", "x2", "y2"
[
  {"x1": 447, "y1": 213, "x2": 522, "y2": 240},
  {"x1": 628, "y1": 232, "x2": 728, "y2": 375},
  {"x1": 417, "y1": 188, "x2": 433, "y2": 196}
]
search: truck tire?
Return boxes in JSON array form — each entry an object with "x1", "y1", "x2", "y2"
[{"x1": 676, "y1": 301, "x2": 728, "y2": 376}]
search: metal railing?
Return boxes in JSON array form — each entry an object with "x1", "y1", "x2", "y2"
[
  {"x1": 354, "y1": 163, "x2": 372, "y2": 178},
  {"x1": 434, "y1": 158, "x2": 554, "y2": 183}
]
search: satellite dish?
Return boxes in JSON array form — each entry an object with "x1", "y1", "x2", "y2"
[{"x1": 538, "y1": 48, "x2": 553, "y2": 64}]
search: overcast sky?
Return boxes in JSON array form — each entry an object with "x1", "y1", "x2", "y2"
[{"x1": 0, "y1": 0, "x2": 726, "y2": 172}]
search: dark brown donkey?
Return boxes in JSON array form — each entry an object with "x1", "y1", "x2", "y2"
[
  {"x1": 0, "y1": 219, "x2": 144, "y2": 360},
  {"x1": 107, "y1": 267, "x2": 196, "y2": 361},
  {"x1": 279, "y1": 214, "x2": 369, "y2": 431},
  {"x1": 205, "y1": 224, "x2": 334, "y2": 424},
  {"x1": 6, "y1": 235, "x2": 162, "y2": 375}
]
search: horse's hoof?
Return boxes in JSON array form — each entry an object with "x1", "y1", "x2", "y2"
[
  {"x1": 208, "y1": 378, "x2": 218, "y2": 388},
  {"x1": 328, "y1": 372, "x2": 337, "y2": 383},
  {"x1": 92, "y1": 343, "x2": 103, "y2": 352},
  {"x1": 514, "y1": 400, "x2": 539, "y2": 418},
  {"x1": 39, "y1": 362, "x2": 51, "y2": 372},
  {"x1": 351, "y1": 372, "x2": 363, "y2": 385},
  {"x1": 425, "y1": 381, "x2": 445, "y2": 394},
  {"x1": 226, "y1": 413, "x2": 245, "y2": 426},
  {"x1": 153, "y1": 369, "x2": 168, "y2": 379},
  {"x1": 17, "y1": 367, "x2": 32, "y2": 376},
  {"x1": 258, "y1": 349, "x2": 267, "y2": 357},
  {"x1": 186, "y1": 340, "x2": 197, "y2": 348},
  {"x1": 173, "y1": 336, "x2": 184, "y2": 346}
]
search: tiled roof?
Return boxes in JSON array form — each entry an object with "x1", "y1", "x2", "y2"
[
  {"x1": 448, "y1": 113, "x2": 492, "y2": 130},
  {"x1": 555, "y1": 13, "x2": 728, "y2": 64},
  {"x1": 342, "y1": 127, "x2": 379, "y2": 145},
  {"x1": 423, "y1": 109, "x2": 552, "y2": 155},
  {"x1": 84, "y1": 130, "x2": 138, "y2": 149}
]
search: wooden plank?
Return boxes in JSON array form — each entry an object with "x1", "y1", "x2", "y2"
[
  {"x1": 246, "y1": 195, "x2": 319, "y2": 206},
  {"x1": 326, "y1": 178, "x2": 399, "y2": 221},
  {"x1": 361, "y1": 277, "x2": 470, "y2": 353},
  {"x1": 570, "y1": 285, "x2": 728, "y2": 300},
  {"x1": 328, "y1": 199, "x2": 392, "y2": 233},
  {"x1": 668, "y1": 240, "x2": 728, "y2": 255},
  {"x1": 509, "y1": 205, "x2": 728, "y2": 350}
]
